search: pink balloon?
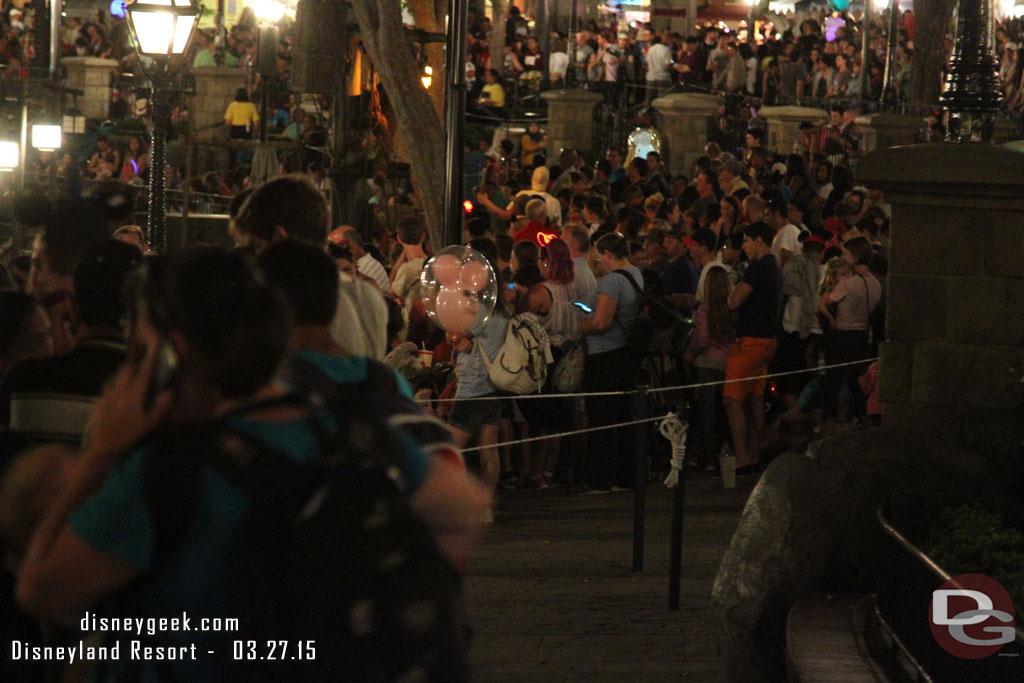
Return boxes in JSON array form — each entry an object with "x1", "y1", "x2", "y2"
[
  {"x1": 435, "y1": 286, "x2": 480, "y2": 335},
  {"x1": 432, "y1": 253, "x2": 462, "y2": 288},
  {"x1": 459, "y1": 261, "x2": 490, "y2": 293}
]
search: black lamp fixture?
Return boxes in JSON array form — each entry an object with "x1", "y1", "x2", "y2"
[{"x1": 124, "y1": 0, "x2": 201, "y2": 252}]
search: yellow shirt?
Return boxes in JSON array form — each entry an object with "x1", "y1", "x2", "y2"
[
  {"x1": 480, "y1": 83, "x2": 506, "y2": 107},
  {"x1": 224, "y1": 101, "x2": 259, "y2": 126}
]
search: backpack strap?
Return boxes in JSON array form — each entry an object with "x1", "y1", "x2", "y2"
[
  {"x1": 613, "y1": 268, "x2": 644, "y2": 297},
  {"x1": 362, "y1": 358, "x2": 401, "y2": 395},
  {"x1": 139, "y1": 393, "x2": 320, "y2": 564}
]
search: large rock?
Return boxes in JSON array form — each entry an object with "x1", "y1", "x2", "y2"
[{"x1": 709, "y1": 427, "x2": 1012, "y2": 683}]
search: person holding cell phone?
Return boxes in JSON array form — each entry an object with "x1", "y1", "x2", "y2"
[{"x1": 574, "y1": 232, "x2": 644, "y2": 495}]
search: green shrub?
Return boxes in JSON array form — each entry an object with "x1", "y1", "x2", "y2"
[{"x1": 921, "y1": 504, "x2": 1024, "y2": 610}]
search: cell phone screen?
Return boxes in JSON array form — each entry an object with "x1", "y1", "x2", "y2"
[{"x1": 144, "y1": 341, "x2": 179, "y2": 410}]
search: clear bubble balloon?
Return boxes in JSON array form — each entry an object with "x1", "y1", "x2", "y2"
[
  {"x1": 420, "y1": 245, "x2": 497, "y2": 335},
  {"x1": 432, "y1": 253, "x2": 462, "y2": 288},
  {"x1": 459, "y1": 260, "x2": 490, "y2": 293}
]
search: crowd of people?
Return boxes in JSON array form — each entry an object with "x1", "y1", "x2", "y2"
[
  {"x1": 464, "y1": 5, "x2": 1024, "y2": 123},
  {"x1": 0, "y1": 107, "x2": 888, "y2": 680},
  {"x1": 0, "y1": 6, "x2": 925, "y2": 680}
]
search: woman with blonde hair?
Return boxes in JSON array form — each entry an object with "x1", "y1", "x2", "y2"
[
  {"x1": 644, "y1": 192, "x2": 664, "y2": 222},
  {"x1": 684, "y1": 267, "x2": 734, "y2": 470}
]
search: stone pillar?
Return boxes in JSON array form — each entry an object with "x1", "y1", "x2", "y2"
[
  {"x1": 650, "y1": 0, "x2": 689, "y2": 34},
  {"x1": 540, "y1": 89, "x2": 602, "y2": 158},
  {"x1": 854, "y1": 112, "x2": 921, "y2": 154},
  {"x1": 857, "y1": 143, "x2": 1024, "y2": 483},
  {"x1": 651, "y1": 92, "x2": 723, "y2": 178},
  {"x1": 190, "y1": 66, "x2": 246, "y2": 138},
  {"x1": 62, "y1": 57, "x2": 119, "y2": 120},
  {"x1": 759, "y1": 105, "x2": 828, "y2": 156}
]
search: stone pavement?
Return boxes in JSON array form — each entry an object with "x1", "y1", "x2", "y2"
[{"x1": 463, "y1": 473, "x2": 758, "y2": 682}]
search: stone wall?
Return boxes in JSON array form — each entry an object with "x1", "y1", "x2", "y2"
[
  {"x1": 539, "y1": 89, "x2": 602, "y2": 158},
  {"x1": 63, "y1": 57, "x2": 118, "y2": 120},
  {"x1": 190, "y1": 67, "x2": 247, "y2": 138},
  {"x1": 759, "y1": 105, "x2": 828, "y2": 156},
  {"x1": 857, "y1": 143, "x2": 1024, "y2": 484},
  {"x1": 650, "y1": 92, "x2": 722, "y2": 178}
]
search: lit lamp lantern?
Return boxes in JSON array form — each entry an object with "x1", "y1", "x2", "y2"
[
  {"x1": 252, "y1": 0, "x2": 286, "y2": 22},
  {"x1": 62, "y1": 110, "x2": 87, "y2": 135},
  {"x1": 0, "y1": 142, "x2": 19, "y2": 171},
  {"x1": 31, "y1": 125, "x2": 62, "y2": 152},
  {"x1": 124, "y1": 0, "x2": 200, "y2": 59}
]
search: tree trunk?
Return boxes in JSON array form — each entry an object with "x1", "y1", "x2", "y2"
[
  {"x1": 490, "y1": 0, "x2": 508, "y2": 76},
  {"x1": 408, "y1": 0, "x2": 446, "y2": 122},
  {"x1": 351, "y1": 0, "x2": 447, "y2": 248},
  {"x1": 910, "y1": 0, "x2": 958, "y2": 104}
]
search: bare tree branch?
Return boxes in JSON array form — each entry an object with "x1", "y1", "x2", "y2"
[
  {"x1": 910, "y1": 0, "x2": 958, "y2": 104},
  {"x1": 351, "y1": 0, "x2": 447, "y2": 247},
  {"x1": 490, "y1": 0, "x2": 508, "y2": 76}
]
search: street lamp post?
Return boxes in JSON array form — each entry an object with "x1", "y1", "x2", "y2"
[
  {"x1": 253, "y1": 1, "x2": 286, "y2": 144},
  {"x1": 125, "y1": 0, "x2": 200, "y2": 253},
  {"x1": 941, "y1": 0, "x2": 1003, "y2": 141},
  {"x1": 859, "y1": 0, "x2": 873, "y2": 104},
  {"x1": 443, "y1": 0, "x2": 469, "y2": 248},
  {"x1": 881, "y1": 0, "x2": 900, "y2": 108}
]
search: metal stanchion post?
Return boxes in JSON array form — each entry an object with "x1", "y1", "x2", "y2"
[
  {"x1": 667, "y1": 450, "x2": 687, "y2": 610},
  {"x1": 632, "y1": 385, "x2": 649, "y2": 573}
]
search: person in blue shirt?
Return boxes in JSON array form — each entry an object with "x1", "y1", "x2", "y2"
[
  {"x1": 660, "y1": 227, "x2": 699, "y2": 318},
  {"x1": 255, "y1": 239, "x2": 490, "y2": 559},
  {"x1": 15, "y1": 248, "x2": 489, "y2": 682},
  {"x1": 577, "y1": 232, "x2": 644, "y2": 493}
]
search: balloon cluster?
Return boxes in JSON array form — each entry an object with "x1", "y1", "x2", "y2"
[{"x1": 419, "y1": 246, "x2": 497, "y2": 335}]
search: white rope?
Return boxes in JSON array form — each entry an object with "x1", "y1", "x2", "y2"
[
  {"x1": 658, "y1": 414, "x2": 688, "y2": 488},
  {"x1": 645, "y1": 358, "x2": 877, "y2": 395},
  {"x1": 414, "y1": 357, "x2": 879, "y2": 404},
  {"x1": 419, "y1": 387, "x2": 635, "y2": 404},
  {"x1": 460, "y1": 413, "x2": 671, "y2": 454}
]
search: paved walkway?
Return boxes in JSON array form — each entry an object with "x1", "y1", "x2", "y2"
[{"x1": 463, "y1": 473, "x2": 758, "y2": 682}]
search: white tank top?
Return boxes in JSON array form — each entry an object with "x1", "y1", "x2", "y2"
[{"x1": 539, "y1": 281, "x2": 578, "y2": 348}]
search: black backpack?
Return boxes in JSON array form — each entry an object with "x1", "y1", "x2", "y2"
[
  {"x1": 614, "y1": 269, "x2": 692, "y2": 362},
  {"x1": 288, "y1": 355, "x2": 458, "y2": 461},
  {"x1": 139, "y1": 391, "x2": 470, "y2": 683}
]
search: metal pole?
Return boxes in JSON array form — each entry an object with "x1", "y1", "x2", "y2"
[
  {"x1": 18, "y1": 96, "x2": 27, "y2": 191},
  {"x1": 941, "y1": 0, "x2": 1003, "y2": 142},
  {"x1": 442, "y1": 0, "x2": 468, "y2": 247},
  {"x1": 860, "y1": 0, "x2": 873, "y2": 104},
  {"x1": 259, "y1": 25, "x2": 269, "y2": 143},
  {"x1": 747, "y1": 2, "x2": 756, "y2": 44},
  {"x1": 566, "y1": 0, "x2": 578, "y2": 88},
  {"x1": 540, "y1": 0, "x2": 552, "y2": 89},
  {"x1": 148, "y1": 73, "x2": 171, "y2": 253},
  {"x1": 667, "y1": 443, "x2": 687, "y2": 610},
  {"x1": 631, "y1": 386, "x2": 649, "y2": 573},
  {"x1": 50, "y1": 0, "x2": 62, "y2": 78},
  {"x1": 881, "y1": 1, "x2": 900, "y2": 108},
  {"x1": 215, "y1": 0, "x2": 226, "y2": 65}
]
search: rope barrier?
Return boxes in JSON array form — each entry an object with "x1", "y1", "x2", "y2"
[
  {"x1": 416, "y1": 358, "x2": 878, "y2": 404},
  {"x1": 645, "y1": 358, "x2": 878, "y2": 395},
  {"x1": 460, "y1": 413, "x2": 670, "y2": 454}
]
